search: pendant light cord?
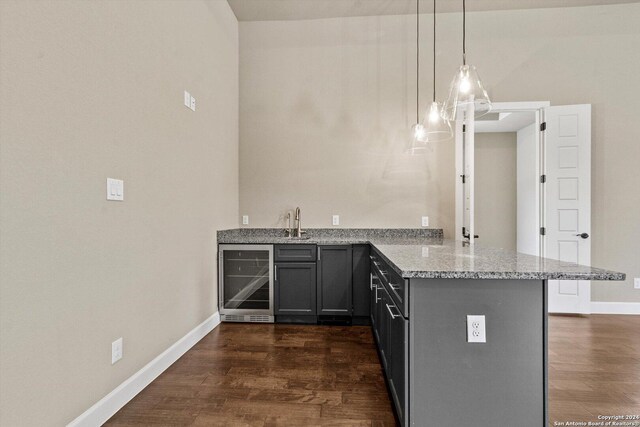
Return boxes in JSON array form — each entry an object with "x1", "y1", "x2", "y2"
[
  {"x1": 462, "y1": 0, "x2": 466, "y2": 65},
  {"x1": 433, "y1": 0, "x2": 436, "y2": 102},
  {"x1": 416, "y1": 0, "x2": 420, "y2": 123}
]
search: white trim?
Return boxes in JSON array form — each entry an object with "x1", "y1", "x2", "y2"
[
  {"x1": 489, "y1": 101, "x2": 551, "y2": 111},
  {"x1": 590, "y1": 302, "x2": 640, "y2": 315},
  {"x1": 67, "y1": 312, "x2": 221, "y2": 427}
]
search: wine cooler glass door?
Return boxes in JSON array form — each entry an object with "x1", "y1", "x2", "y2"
[{"x1": 220, "y1": 245, "x2": 273, "y2": 315}]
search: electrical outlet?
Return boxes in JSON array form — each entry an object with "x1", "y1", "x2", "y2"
[
  {"x1": 112, "y1": 338, "x2": 123, "y2": 364},
  {"x1": 421, "y1": 246, "x2": 429, "y2": 257},
  {"x1": 332, "y1": 215, "x2": 340, "y2": 226},
  {"x1": 635, "y1": 278, "x2": 640, "y2": 289},
  {"x1": 190, "y1": 96, "x2": 196, "y2": 111},
  {"x1": 467, "y1": 315, "x2": 486, "y2": 343},
  {"x1": 421, "y1": 216, "x2": 429, "y2": 227},
  {"x1": 242, "y1": 215, "x2": 249, "y2": 225}
]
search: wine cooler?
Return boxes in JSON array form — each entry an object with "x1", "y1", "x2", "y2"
[{"x1": 218, "y1": 244, "x2": 274, "y2": 323}]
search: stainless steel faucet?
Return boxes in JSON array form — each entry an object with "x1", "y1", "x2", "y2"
[
  {"x1": 284, "y1": 212, "x2": 292, "y2": 237},
  {"x1": 294, "y1": 207, "x2": 305, "y2": 238}
]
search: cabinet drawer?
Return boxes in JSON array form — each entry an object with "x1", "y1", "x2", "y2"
[
  {"x1": 370, "y1": 251, "x2": 408, "y2": 317},
  {"x1": 274, "y1": 245, "x2": 317, "y2": 262}
]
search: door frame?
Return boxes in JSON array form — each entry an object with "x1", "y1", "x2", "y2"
[{"x1": 454, "y1": 101, "x2": 550, "y2": 256}]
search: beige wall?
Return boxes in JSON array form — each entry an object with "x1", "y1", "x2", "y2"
[
  {"x1": 0, "y1": 1, "x2": 238, "y2": 425},
  {"x1": 475, "y1": 133, "x2": 517, "y2": 251},
  {"x1": 239, "y1": 14, "x2": 455, "y2": 232},
  {"x1": 239, "y1": 3, "x2": 640, "y2": 303}
]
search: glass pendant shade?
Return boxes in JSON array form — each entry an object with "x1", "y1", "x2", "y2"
[
  {"x1": 412, "y1": 123, "x2": 428, "y2": 142},
  {"x1": 423, "y1": 101, "x2": 452, "y2": 142},
  {"x1": 442, "y1": 64, "x2": 491, "y2": 121},
  {"x1": 406, "y1": 123, "x2": 428, "y2": 154}
]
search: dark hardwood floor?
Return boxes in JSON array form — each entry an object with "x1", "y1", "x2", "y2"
[
  {"x1": 106, "y1": 324, "x2": 396, "y2": 426},
  {"x1": 105, "y1": 315, "x2": 640, "y2": 427}
]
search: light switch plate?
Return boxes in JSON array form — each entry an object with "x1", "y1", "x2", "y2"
[
  {"x1": 467, "y1": 315, "x2": 486, "y2": 343},
  {"x1": 421, "y1": 216, "x2": 429, "y2": 227},
  {"x1": 332, "y1": 215, "x2": 340, "y2": 226},
  {"x1": 184, "y1": 90, "x2": 191, "y2": 108},
  {"x1": 106, "y1": 178, "x2": 124, "y2": 201},
  {"x1": 112, "y1": 337, "x2": 123, "y2": 364},
  {"x1": 635, "y1": 278, "x2": 640, "y2": 289},
  {"x1": 242, "y1": 215, "x2": 249, "y2": 225}
]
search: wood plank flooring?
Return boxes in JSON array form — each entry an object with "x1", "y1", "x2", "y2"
[
  {"x1": 106, "y1": 324, "x2": 396, "y2": 426},
  {"x1": 548, "y1": 315, "x2": 640, "y2": 426},
  {"x1": 106, "y1": 315, "x2": 640, "y2": 426}
]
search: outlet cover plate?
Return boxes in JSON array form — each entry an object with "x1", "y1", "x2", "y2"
[
  {"x1": 421, "y1": 216, "x2": 429, "y2": 227},
  {"x1": 332, "y1": 215, "x2": 340, "y2": 226},
  {"x1": 112, "y1": 337, "x2": 123, "y2": 364},
  {"x1": 467, "y1": 315, "x2": 486, "y2": 343},
  {"x1": 635, "y1": 278, "x2": 640, "y2": 289},
  {"x1": 242, "y1": 215, "x2": 249, "y2": 225}
]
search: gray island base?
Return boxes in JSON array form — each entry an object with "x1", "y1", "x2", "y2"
[
  {"x1": 217, "y1": 228, "x2": 625, "y2": 427},
  {"x1": 409, "y1": 278, "x2": 545, "y2": 426}
]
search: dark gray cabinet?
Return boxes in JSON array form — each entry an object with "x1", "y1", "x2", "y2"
[
  {"x1": 370, "y1": 272, "x2": 379, "y2": 331},
  {"x1": 274, "y1": 245, "x2": 317, "y2": 262},
  {"x1": 371, "y1": 252, "x2": 408, "y2": 427},
  {"x1": 274, "y1": 262, "x2": 316, "y2": 319},
  {"x1": 317, "y1": 245, "x2": 352, "y2": 316},
  {"x1": 388, "y1": 297, "x2": 408, "y2": 426},
  {"x1": 376, "y1": 285, "x2": 391, "y2": 370},
  {"x1": 352, "y1": 245, "x2": 371, "y2": 321}
]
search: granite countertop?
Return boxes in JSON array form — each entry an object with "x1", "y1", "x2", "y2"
[{"x1": 217, "y1": 228, "x2": 625, "y2": 281}]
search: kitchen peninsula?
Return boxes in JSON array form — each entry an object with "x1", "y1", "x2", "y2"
[{"x1": 217, "y1": 228, "x2": 624, "y2": 427}]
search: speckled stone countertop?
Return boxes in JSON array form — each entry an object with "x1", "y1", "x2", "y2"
[
  {"x1": 217, "y1": 228, "x2": 444, "y2": 245},
  {"x1": 217, "y1": 228, "x2": 625, "y2": 281}
]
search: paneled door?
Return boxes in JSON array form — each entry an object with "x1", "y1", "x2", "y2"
[{"x1": 544, "y1": 104, "x2": 592, "y2": 313}]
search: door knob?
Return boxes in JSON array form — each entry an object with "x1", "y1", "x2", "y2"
[{"x1": 576, "y1": 233, "x2": 589, "y2": 239}]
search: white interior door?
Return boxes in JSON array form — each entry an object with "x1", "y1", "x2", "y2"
[
  {"x1": 544, "y1": 104, "x2": 592, "y2": 314},
  {"x1": 454, "y1": 104, "x2": 476, "y2": 243},
  {"x1": 516, "y1": 122, "x2": 541, "y2": 256}
]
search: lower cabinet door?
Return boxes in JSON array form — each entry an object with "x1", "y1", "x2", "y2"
[
  {"x1": 377, "y1": 287, "x2": 391, "y2": 371},
  {"x1": 274, "y1": 262, "x2": 317, "y2": 316},
  {"x1": 388, "y1": 305, "x2": 408, "y2": 426},
  {"x1": 317, "y1": 246, "x2": 353, "y2": 315},
  {"x1": 352, "y1": 245, "x2": 371, "y2": 318},
  {"x1": 370, "y1": 273, "x2": 378, "y2": 330}
]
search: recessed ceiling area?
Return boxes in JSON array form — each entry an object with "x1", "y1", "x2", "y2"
[
  {"x1": 475, "y1": 111, "x2": 536, "y2": 133},
  {"x1": 226, "y1": 0, "x2": 639, "y2": 21}
]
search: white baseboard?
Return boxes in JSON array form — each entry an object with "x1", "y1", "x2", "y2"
[
  {"x1": 67, "y1": 312, "x2": 221, "y2": 427},
  {"x1": 591, "y1": 302, "x2": 640, "y2": 315}
]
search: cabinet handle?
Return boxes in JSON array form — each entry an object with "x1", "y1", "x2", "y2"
[
  {"x1": 386, "y1": 303, "x2": 401, "y2": 319},
  {"x1": 375, "y1": 285, "x2": 381, "y2": 302},
  {"x1": 274, "y1": 266, "x2": 277, "y2": 281},
  {"x1": 389, "y1": 283, "x2": 400, "y2": 291},
  {"x1": 317, "y1": 249, "x2": 320, "y2": 261}
]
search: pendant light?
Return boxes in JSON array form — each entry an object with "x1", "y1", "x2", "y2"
[
  {"x1": 442, "y1": 0, "x2": 491, "y2": 121},
  {"x1": 409, "y1": 0, "x2": 427, "y2": 149},
  {"x1": 422, "y1": 0, "x2": 452, "y2": 142}
]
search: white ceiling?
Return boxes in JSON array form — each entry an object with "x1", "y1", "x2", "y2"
[{"x1": 227, "y1": 0, "x2": 639, "y2": 21}]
